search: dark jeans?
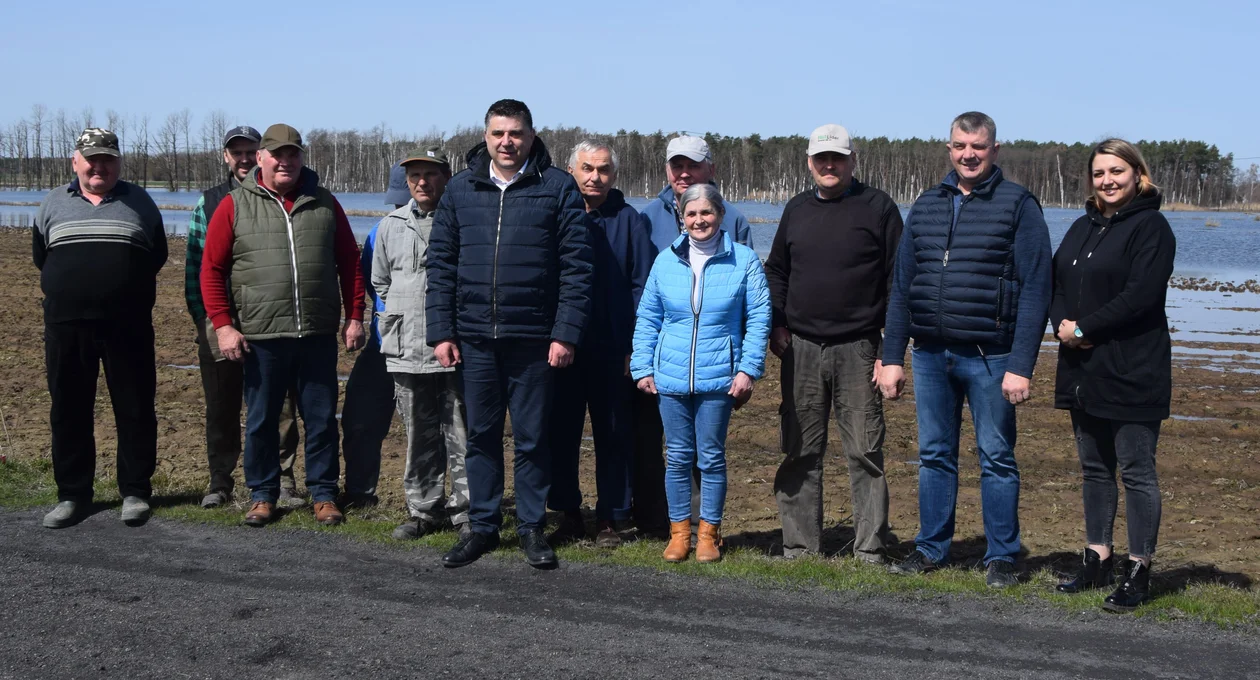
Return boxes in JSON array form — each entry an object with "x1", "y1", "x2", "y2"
[
  {"x1": 547, "y1": 354, "x2": 633, "y2": 521},
  {"x1": 910, "y1": 344, "x2": 1020, "y2": 565},
  {"x1": 340, "y1": 342, "x2": 395, "y2": 497},
  {"x1": 243, "y1": 336, "x2": 341, "y2": 504},
  {"x1": 460, "y1": 339, "x2": 554, "y2": 535},
  {"x1": 631, "y1": 388, "x2": 668, "y2": 530},
  {"x1": 45, "y1": 319, "x2": 157, "y2": 502},
  {"x1": 1071, "y1": 410, "x2": 1163, "y2": 559},
  {"x1": 196, "y1": 322, "x2": 300, "y2": 494},
  {"x1": 775, "y1": 333, "x2": 889, "y2": 558}
]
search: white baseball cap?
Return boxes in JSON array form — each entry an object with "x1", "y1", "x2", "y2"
[
  {"x1": 665, "y1": 135, "x2": 711, "y2": 163},
  {"x1": 807, "y1": 124, "x2": 853, "y2": 156}
]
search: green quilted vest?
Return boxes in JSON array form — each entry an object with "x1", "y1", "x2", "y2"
[{"x1": 229, "y1": 168, "x2": 342, "y2": 339}]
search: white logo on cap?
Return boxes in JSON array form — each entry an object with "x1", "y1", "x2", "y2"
[{"x1": 427, "y1": 151, "x2": 435, "y2": 157}]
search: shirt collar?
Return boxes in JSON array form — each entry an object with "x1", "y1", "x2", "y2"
[{"x1": 490, "y1": 159, "x2": 529, "y2": 190}]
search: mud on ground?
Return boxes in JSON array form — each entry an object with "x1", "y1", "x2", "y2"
[{"x1": 1, "y1": 229, "x2": 1257, "y2": 587}]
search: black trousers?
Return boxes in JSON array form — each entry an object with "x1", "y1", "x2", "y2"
[{"x1": 45, "y1": 319, "x2": 157, "y2": 501}]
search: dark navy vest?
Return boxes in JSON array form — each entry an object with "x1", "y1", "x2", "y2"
[{"x1": 905, "y1": 168, "x2": 1035, "y2": 347}]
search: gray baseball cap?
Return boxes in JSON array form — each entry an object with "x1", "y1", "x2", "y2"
[
  {"x1": 666, "y1": 135, "x2": 711, "y2": 163},
  {"x1": 222, "y1": 125, "x2": 262, "y2": 148}
]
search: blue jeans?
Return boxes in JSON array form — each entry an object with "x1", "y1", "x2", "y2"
[
  {"x1": 460, "y1": 340, "x2": 554, "y2": 535},
  {"x1": 548, "y1": 354, "x2": 633, "y2": 521},
  {"x1": 340, "y1": 341, "x2": 395, "y2": 497},
  {"x1": 658, "y1": 393, "x2": 734, "y2": 524},
  {"x1": 243, "y1": 336, "x2": 341, "y2": 503},
  {"x1": 910, "y1": 344, "x2": 1020, "y2": 565}
]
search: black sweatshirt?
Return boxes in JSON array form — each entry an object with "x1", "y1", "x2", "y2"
[
  {"x1": 1049, "y1": 192, "x2": 1176, "y2": 421},
  {"x1": 32, "y1": 179, "x2": 168, "y2": 323},
  {"x1": 763, "y1": 180, "x2": 903, "y2": 344}
]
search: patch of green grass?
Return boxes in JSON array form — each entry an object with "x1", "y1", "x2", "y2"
[{"x1": 3, "y1": 457, "x2": 1257, "y2": 628}]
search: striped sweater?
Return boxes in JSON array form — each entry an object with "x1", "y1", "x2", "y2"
[{"x1": 33, "y1": 179, "x2": 168, "y2": 322}]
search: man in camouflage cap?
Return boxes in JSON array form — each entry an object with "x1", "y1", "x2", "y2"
[
  {"x1": 371, "y1": 146, "x2": 471, "y2": 539},
  {"x1": 34, "y1": 127, "x2": 168, "y2": 529}
]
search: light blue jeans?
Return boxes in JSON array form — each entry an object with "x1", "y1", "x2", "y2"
[
  {"x1": 658, "y1": 393, "x2": 734, "y2": 524},
  {"x1": 910, "y1": 344, "x2": 1021, "y2": 565}
]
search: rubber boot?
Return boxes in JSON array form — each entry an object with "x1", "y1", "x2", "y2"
[
  {"x1": 696, "y1": 520, "x2": 723, "y2": 563},
  {"x1": 663, "y1": 520, "x2": 692, "y2": 562}
]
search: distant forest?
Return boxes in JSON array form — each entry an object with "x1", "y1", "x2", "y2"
[{"x1": 1, "y1": 105, "x2": 1256, "y2": 208}]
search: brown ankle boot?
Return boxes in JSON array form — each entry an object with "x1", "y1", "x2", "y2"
[
  {"x1": 663, "y1": 520, "x2": 692, "y2": 562},
  {"x1": 696, "y1": 521, "x2": 723, "y2": 563}
]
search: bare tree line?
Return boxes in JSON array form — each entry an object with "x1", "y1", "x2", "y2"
[{"x1": 0, "y1": 104, "x2": 1250, "y2": 208}]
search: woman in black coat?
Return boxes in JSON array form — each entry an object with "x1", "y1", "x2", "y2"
[{"x1": 1049, "y1": 138, "x2": 1176, "y2": 612}]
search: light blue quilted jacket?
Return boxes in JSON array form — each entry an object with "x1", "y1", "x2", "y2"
[{"x1": 631, "y1": 232, "x2": 771, "y2": 395}]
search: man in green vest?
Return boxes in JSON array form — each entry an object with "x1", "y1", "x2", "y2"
[{"x1": 200, "y1": 123, "x2": 367, "y2": 527}]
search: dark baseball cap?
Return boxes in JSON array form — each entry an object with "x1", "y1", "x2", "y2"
[
  {"x1": 260, "y1": 123, "x2": 303, "y2": 151},
  {"x1": 384, "y1": 163, "x2": 409, "y2": 205},
  {"x1": 75, "y1": 127, "x2": 121, "y2": 158},
  {"x1": 222, "y1": 125, "x2": 261, "y2": 148},
  {"x1": 400, "y1": 146, "x2": 450, "y2": 169}
]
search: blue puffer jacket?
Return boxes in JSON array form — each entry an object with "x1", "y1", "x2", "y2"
[
  {"x1": 425, "y1": 138, "x2": 593, "y2": 345},
  {"x1": 631, "y1": 232, "x2": 771, "y2": 395}
]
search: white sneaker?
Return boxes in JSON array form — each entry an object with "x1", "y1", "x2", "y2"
[{"x1": 121, "y1": 496, "x2": 151, "y2": 525}]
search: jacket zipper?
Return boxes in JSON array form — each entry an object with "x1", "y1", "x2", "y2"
[
  {"x1": 264, "y1": 189, "x2": 303, "y2": 334},
  {"x1": 687, "y1": 247, "x2": 722, "y2": 393},
  {"x1": 491, "y1": 191, "x2": 505, "y2": 339},
  {"x1": 936, "y1": 192, "x2": 968, "y2": 337}
]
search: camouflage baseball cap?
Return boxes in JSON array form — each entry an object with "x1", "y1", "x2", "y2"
[
  {"x1": 399, "y1": 146, "x2": 450, "y2": 169},
  {"x1": 76, "y1": 128, "x2": 121, "y2": 158},
  {"x1": 260, "y1": 123, "x2": 303, "y2": 152}
]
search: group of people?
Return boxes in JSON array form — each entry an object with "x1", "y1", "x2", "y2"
[{"x1": 32, "y1": 100, "x2": 1175, "y2": 612}]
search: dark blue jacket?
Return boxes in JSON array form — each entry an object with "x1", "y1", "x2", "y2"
[
  {"x1": 585, "y1": 189, "x2": 656, "y2": 358},
  {"x1": 425, "y1": 138, "x2": 593, "y2": 345},
  {"x1": 641, "y1": 184, "x2": 754, "y2": 253},
  {"x1": 883, "y1": 167, "x2": 1052, "y2": 378}
]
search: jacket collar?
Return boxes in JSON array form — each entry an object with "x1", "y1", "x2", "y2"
[
  {"x1": 1085, "y1": 191, "x2": 1162, "y2": 225},
  {"x1": 594, "y1": 188, "x2": 628, "y2": 217},
  {"x1": 466, "y1": 137, "x2": 554, "y2": 185},
  {"x1": 941, "y1": 166, "x2": 1004, "y2": 198},
  {"x1": 670, "y1": 231, "x2": 733, "y2": 264}
]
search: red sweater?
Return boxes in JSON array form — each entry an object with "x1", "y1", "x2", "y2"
[{"x1": 200, "y1": 181, "x2": 366, "y2": 331}]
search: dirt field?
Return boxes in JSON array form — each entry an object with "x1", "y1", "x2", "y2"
[{"x1": 2, "y1": 228, "x2": 1257, "y2": 585}]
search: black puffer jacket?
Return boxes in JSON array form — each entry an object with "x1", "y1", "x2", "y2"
[
  {"x1": 1050, "y1": 192, "x2": 1176, "y2": 421},
  {"x1": 425, "y1": 138, "x2": 593, "y2": 345}
]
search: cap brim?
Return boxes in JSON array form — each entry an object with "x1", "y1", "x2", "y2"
[
  {"x1": 79, "y1": 147, "x2": 121, "y2": 158},
  {"x1": 807, "y1": 145, "x2": 852, "y2": 156},
  {"x1": 668, "y1": 151, "x2": 709, "y2": 163},
  {"x1": 261, "y1": 142, "x2": 303, "y2": 152},
  {"x1": 223, "y1": 134, "x2": 261, "y2": 147},
  {"x1": 401, "y1": 156, "x2": 447, "y2": 167}
]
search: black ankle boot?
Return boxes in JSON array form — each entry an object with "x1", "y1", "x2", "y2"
[
  {"x1": 1103, "y1": 559, "x2": 1151, "y2": 612},
  {"x1": 1056, "y1": 548, "x2": 1115, "y2": 594}
]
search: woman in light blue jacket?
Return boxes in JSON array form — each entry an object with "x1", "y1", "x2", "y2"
[{"x1": 631, "y1": 183, "x2": 771, "y2": 563}]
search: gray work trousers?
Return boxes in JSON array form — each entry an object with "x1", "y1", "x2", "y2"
[
  {"x1": 775, "y1": 333, "x2": 889, "y2": 559},
  {"x1": 393, "y1": 372, "x2": 469, "y2": 527}
]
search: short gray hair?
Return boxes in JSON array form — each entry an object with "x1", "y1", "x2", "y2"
[
  {"x1": 950, "y1": 111, "x2": 997, "y2": 143},
  {"x1": 678, "y1": 183, "x2": 725, "y2": 219},
  {"x1": 568, "y1": 139, "x2": 619, "y2": 174}
]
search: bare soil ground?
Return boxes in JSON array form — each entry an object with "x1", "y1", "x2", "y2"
[{"x1": 2, "y1": 229, "x2": 1258, "y2": 586}]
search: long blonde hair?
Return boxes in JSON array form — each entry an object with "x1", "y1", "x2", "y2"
[{"x1": 1087, "y1": 138, "x2": 1158, "y2": 209}]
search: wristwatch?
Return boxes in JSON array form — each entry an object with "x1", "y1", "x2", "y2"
[{"x1": 1073, "y1": 327, "x2": 1084, "y2": 339}]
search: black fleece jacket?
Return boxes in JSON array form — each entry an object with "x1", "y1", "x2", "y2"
[
  {"x1": 763, "y1": 180, "x2": 903, "y2": 344},
  {"x1": 1050, "y1": 192, "x2": 1176, "y2": 421}
]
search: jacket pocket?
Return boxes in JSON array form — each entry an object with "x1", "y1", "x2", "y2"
[{"x1": 378, "y1": 311, "x2": 404, "y2": 358}]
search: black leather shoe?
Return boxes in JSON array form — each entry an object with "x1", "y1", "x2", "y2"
[
  {"x1": 442, "y1": 530, "x2": 500, "y2": 568},
  {"x1": 520, "y1": 529, "x2": 558, "y2": 569},
  {"x1": 1103, "y1": 559, "x2": 1151, "y2": 613},
  {"x1": 547, "y1": 510, "x2": 587, "y2": 546},
  {"x1": 888, "y1": 550, "x2": 938, "y2": 575},
  {"x1": 1056, "y1": 548, "x2": 1115, "y2": 594}
]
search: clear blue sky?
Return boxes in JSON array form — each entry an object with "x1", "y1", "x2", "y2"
[{"x1": 4, "y1": 0, "x2": 1257, "y2": 161}]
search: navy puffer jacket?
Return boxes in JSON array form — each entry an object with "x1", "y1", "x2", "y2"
[{"x1": 425, "y1": 138, "x2": 593, "y2": 345}]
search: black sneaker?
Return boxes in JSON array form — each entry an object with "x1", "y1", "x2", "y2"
[
  {"x1": 520, "y1": 529, "x2": 558, "y2": 570},
  {"x1": 442, "y1": 530, "x2": 500, "y2": 568},
  {"x1": 547, "y1": 510, "x2": 587, "y2": 546},
  {"x1": 985, "y1": 560, "x2": 1019, "y2": 588},
  {"x1": 888, "y1": 550, "x2": 939, "y2": 575}
]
